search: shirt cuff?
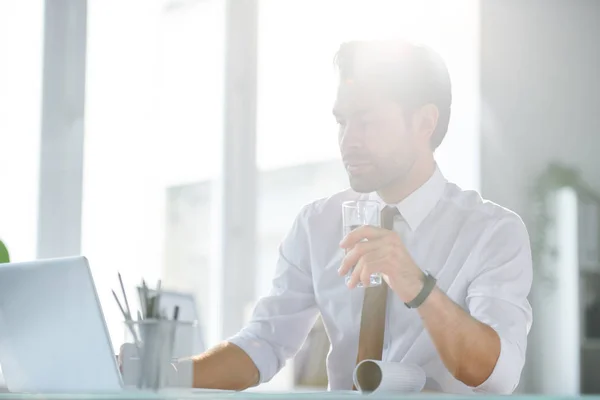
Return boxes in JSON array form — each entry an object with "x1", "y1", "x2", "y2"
[
  {"x1": 473, "y1": 335, "x2": 522, "y2": 394},
  {"x1": 227, "y1": 332, "x2": 282, "y2": 385}
]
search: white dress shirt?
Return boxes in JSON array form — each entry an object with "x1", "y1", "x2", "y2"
[{"x1": 229, "y1": 167, "x2": 533, "y2": 394}]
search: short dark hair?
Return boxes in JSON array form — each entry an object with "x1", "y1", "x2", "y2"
[{"x1": 334, "y1": 40, "x2": 452, "y2": 149}]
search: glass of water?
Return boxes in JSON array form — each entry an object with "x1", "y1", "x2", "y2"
[{"x1": 342, "y1": 200, "x2": 382, "y2": 288}]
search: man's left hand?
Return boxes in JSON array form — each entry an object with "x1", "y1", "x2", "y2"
[{"x1": 338, "y1": 226, "x2": 424, "y2": 303}]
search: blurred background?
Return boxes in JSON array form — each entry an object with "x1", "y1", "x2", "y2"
[{"x1": 0, "y1": 0, "x2": 599, "y2": 394}]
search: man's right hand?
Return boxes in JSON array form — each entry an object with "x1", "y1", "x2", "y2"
[
  {"x1": 191, "y1": 342, "x2": 259, "y2": 390},
  {"x1": 118, "y1": 340, "x2": 258, "y2": 390}
]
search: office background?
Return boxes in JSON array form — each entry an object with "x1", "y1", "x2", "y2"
[{"x1": 0, "y1": 0, "x2": 599, "y2": 394}]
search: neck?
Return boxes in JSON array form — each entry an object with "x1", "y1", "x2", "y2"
[{"x1": 376, "y1": 155, "x2": 436, "y2": 204}]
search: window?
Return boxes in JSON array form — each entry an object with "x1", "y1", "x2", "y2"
[
  {"x1": 0, "y1": 0, "x2": 44, "y2": 385},
  {"x1": 0, "y1": 1, "x2": 44, "y2": 262},
  {"x1": 83, "y1": 0, "x2": 224, "y2": 349}
]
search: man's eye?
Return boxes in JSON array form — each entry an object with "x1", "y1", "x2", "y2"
[{"x1": 361, "y1": 119, "x2": 378, "y2": 128}]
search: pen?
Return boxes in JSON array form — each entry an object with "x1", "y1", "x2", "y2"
[
  {"x1": 142, "y1": 280, "x2": 150, "y2": 319},
  {"x1": 112, "y1": 289, "x2": 127, "y2": 318},
  {"x1": 147, "y1": 295, "x2": 156, "y2": 320},
  {"x1": 137, "y1": 285, "x2": 146, "y2": 318},
  {"x1": 112, "y1": 289, "x2": 141, "y2": 348},
  {"x1": 155, "y1": 280, "x2": 162, "y2": 320},
  {"x1": 118, "y1": 273, "x2": 133, "y2": 320},
  {"x1": 168, "y1": 305, "x2": 180, "y2": 373}
]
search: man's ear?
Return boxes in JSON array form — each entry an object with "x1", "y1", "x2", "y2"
[{"x1": 413, "y1": 104, "x2": 439, "y2": 145}]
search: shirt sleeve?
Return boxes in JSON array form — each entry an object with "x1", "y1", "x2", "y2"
[
  {"x1": 227, "y1": 205, "x2": 319, "y2": 384},
  {"x1": 466, "y1": 213, "x2": 533, "y2": 394}
]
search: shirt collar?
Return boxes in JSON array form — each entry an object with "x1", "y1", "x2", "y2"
[{"x1": 369, "y1": 166, "x2": 447, "y2": 231}]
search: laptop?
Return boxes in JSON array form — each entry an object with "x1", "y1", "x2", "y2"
[{"x1": 0, "y1": 256, "x2": 122, "y2": 393}]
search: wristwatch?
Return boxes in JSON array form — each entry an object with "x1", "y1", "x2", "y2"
[{"x1": 404, "y1": 271, "x2": 437, "y2": 309}]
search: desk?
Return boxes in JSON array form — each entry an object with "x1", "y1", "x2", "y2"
[{"x1": 0, "y1": 392, "x2": 593, "y2": 400}]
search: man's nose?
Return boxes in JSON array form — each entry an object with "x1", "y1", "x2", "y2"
[{"x1": 340, "y1": 121, "x2": 365, "y2": 151}]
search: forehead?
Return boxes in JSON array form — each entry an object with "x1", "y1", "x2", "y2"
[
  {"x1": 333, "y1": 80, "x2": 392, "y2": 117},
  {"x1": 334, "y1": 42, "x2": 418, "y2": 117}
]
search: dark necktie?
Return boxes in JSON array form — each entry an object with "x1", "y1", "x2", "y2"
[{"x1": 354, "y1": 206, "x2": 400, "y2": 383}]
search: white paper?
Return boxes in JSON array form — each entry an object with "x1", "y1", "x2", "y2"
[{"x1": 353, "y1": 360, "x2": 426, "y2": 393}]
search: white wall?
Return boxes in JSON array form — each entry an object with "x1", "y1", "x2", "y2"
[
  {"x1": 481, "y1": 0, "x2": 600, "y2": 221},
  {"x1": 480, "y1": 0, "x2": 600, "y2": 393}
]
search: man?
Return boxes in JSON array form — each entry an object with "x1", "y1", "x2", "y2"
[{"x1": 192, "y1": 40, "x2": 532, "y2": 394}]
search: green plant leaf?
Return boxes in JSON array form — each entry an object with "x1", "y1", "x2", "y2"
[{"x1": 0, "y1": 239, "x2": 9, "y2": 264}]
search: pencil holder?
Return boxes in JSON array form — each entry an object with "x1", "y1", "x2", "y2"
[{"x1": 121, "y1": 319, "x2": 197, "y2": 391}]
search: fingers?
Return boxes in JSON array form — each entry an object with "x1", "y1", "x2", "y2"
[
  {"x1": 347, "y1": 255, "x2": 384, "y2": 289},
  {"x1": 339, "y1": 234, "x2": 400, "y2": 277},
  {"x1": 348, "y1": 252, "x2": 389, "y2": 289},
  {"x1": 340, "y1": 230, "x2": 407, "y2": 289},
  {"x1": 346, "y1": 261, "x2": 363, "y2": 289},
  {"x1": 338, "y1": 240, "x2": 381, "y2": 276},
  {"x1": 340, "y1": 225, "x2": 388, "y2": 248},
  {"x1": 360, "y1": 261, "x2": 374, "y2": 288}
]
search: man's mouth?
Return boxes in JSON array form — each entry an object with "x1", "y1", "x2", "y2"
[{"x1": 345, "y1": 162, "x2": 373, "y2": 175}]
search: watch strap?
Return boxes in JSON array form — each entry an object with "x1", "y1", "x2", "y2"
[{"x1": 405, "y1": 271, "x2": 437, "y2": 309}]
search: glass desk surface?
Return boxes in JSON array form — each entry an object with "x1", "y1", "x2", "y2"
[{"x1": 0, "y1": 390, "x2": 597, "y2": 400}]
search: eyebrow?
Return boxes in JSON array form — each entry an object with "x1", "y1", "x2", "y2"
[{"x1": 332, "y1": 107, "x2": 374, "y2": 120}]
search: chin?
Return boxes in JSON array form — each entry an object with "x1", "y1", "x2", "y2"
[{"x1": 348, "y1": 175, "x2": 380, "y2": 193}]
